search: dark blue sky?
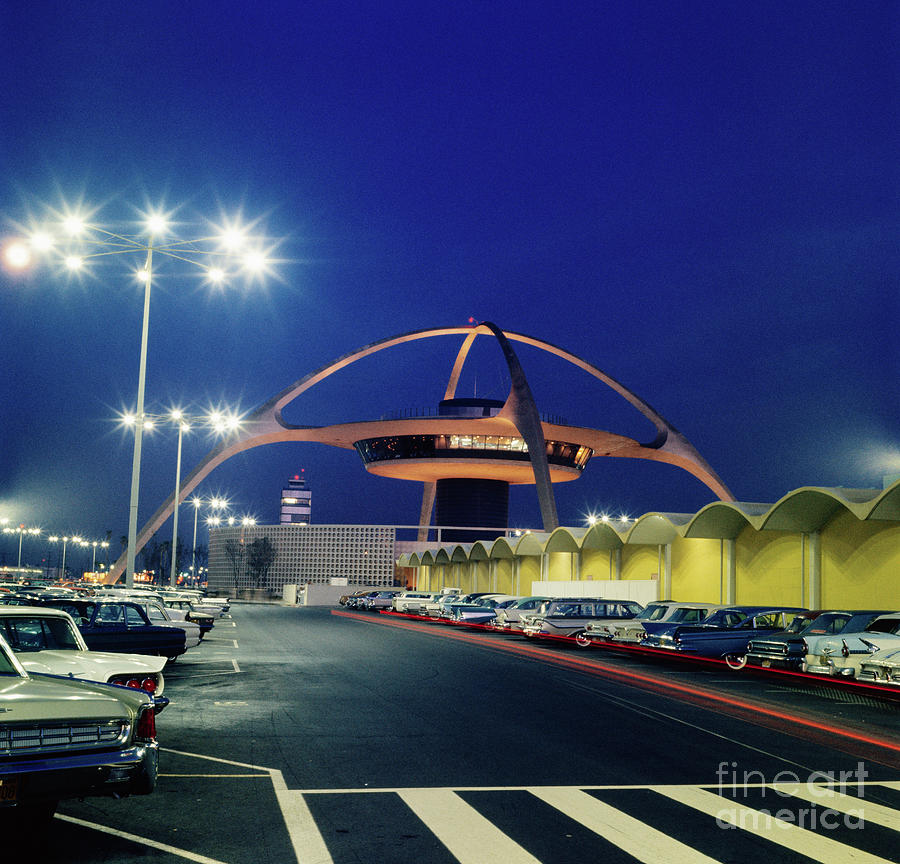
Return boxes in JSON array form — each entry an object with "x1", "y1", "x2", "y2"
[{"x1": 1, "y1": 1, "x2": 897, "y2": 560}]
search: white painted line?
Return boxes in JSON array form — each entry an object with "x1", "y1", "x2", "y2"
[
  {"x1": 161, "y1": 773, "x2": 270, "y2": 778},
  {"x1": 531, "y1": 786, "x2": 722, "y2": 864},
  {"x1": 161, "y1": 747, "x2": 276, "y2": 772},
  {"x1": 233, "y1": 639, "x2": 239, "y2": 648},
  {"x1": 55, "y1": 814, "x2": 230, "y2": 864},
  {"x1": 770, "y1": 783, "x2": 900, "y2": 832},
  {"x1": 398, "y1": 788, "x2": 541, "y2": 864},
  {"x1": 232, "y1": 658, "x2": 240, "y2": 673},
  {"x1": 269, "y1": 769, "x2": 332, "y2": 864},
  {"x1": 656, "y1": 786, "x2": 894, "y2": 864}
]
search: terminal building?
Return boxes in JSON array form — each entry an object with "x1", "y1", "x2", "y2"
[{"x1": 118, "y1": 324, "x2": 898, "y2": 608}]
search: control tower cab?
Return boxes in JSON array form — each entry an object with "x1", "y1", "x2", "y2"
[{"x1": 354, "y1": 397, "x2": 593, "y2": 540}]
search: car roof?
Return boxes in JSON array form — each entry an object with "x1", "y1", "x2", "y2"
[{"x1": 0, "y1": 604, "x2": 72, "y2": 619}]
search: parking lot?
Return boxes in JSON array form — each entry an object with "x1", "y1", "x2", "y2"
[{"x1": 43, "y1": 603, "x2": 900, "y2": 863}]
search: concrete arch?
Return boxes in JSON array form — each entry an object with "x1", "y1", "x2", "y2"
[{"x1": 110, "y1": 324, "x2": 733, "y2": 580}]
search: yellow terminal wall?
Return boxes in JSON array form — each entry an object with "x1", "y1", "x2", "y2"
[
  {"x1": 670, "y1": 537, "x2": 723, "y2": 604},
  {"x1": 735, "y1": 529, "x2": 803, "y2": 606},
  {"x1": 621, "y1": 545, "x2": 660, "y2": 584},
  {"x1": 820, "y1": 513, "x2": 899, "y2": 609}
]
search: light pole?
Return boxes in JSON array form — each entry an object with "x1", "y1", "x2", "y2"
[
  {"x1": 6, "y1": 204, "x2": 272, "y2": 588},
  {"x1": 4, "y1": 525, "x2": 41, "y2": 571},
  {"x1": 123, "y1": 411, "x2": 239, "y2": 588},
  {"x1": 189, "y1": 496, "x2": 228, "y2": 588}
]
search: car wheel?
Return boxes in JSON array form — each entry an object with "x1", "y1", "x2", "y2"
[
  {"x1": 724, "y1": 653, "x2": 747, "y2": 670},
  {"x1": 574, "y1": 631, "x2": 592, "y2": 649}
]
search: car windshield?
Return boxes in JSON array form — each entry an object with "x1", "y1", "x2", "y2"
[
  {"x1": 701, "y1": 609, "x2": 748, "y2": 627},
  {"x1": 867, "y1": 617, "x2": 900, "y2": 635},
  {"x1": 0, "y1": 616, "x2": 82, "y2": 651},
  {"x1": 670, "y1": 607, "x2": 710, "y2": 624},
  {"x1": 800, "y1": 613, "x2": 852, "y2": 635},
  {"x1": 784, "y1": 614, "x2": 815, "y2": 634},
  {"x1": 639, "y1": 604, "x2": 670, "y2": 621}
]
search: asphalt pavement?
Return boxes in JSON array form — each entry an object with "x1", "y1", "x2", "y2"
[{"x1": 41, "y1": 603, "x2": 900, "y2": 863}]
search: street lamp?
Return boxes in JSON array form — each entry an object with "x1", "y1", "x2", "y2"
[
  {"x1": 47, "y1": 535, "x2": 76, "y2": 580},
  {"x1": 3, "y1": 525, "x2": 41, "y2": 571},
  {"x1": 122, "y1": 411, "x2": 240, "y2": 587},
  {"x1": 7, "y1": 203, "x2": 273, "y2": 588},
  {"x1": 189, "y1": 496, "x2": 228, "y2": 588}
]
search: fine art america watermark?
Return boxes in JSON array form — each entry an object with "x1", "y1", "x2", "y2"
[{"x1": 714, "y1": 761, "x2": 868, "y2": 831}]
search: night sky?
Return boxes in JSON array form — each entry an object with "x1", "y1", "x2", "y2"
[{"x1": 1, "y1": 2, "x2": 897, "y2": 566}]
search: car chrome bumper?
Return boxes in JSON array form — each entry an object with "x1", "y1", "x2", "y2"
[{"x1": 0, "y1": 741, "x2": 159, "y2": 804}]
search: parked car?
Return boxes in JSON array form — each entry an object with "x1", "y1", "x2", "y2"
[
  {"x1": 642, "y1": 606, "x2": 808, "y2": 662},
  {"x1": 439, "y1": 593, "x2": 505, "y2": 620},
  {"x1": 35, "y1": 599, "x2": 188, "y2": 660},
  {"x1": 447, "y1": 595, "x2": 520, "y2": 626},
  {"x1": 338, "y1": 590, "x2": 371, "y2": 607},
  {"x1": 585, "y1": 601, "x2": 725, "y2": 644},
  {"x1": 735, "y1": 610, "x2": 887, "y2": 671},
  {"x1": 161, "y1": 598, "x2": 216, "y2": 636},
  {"x1": 801, "y1": 613, "x2": 900, "y2": 678},
  {"x1": 0, "y1": 605, "x2": 166, "y2": 696},
  {"x1": 361, "y1": 590, "x2": 403, "y2": 611},
  {"x1": 391, "y1": 592, "x2": 443, "y2": 614},
  {"x1": 490, "y1": 596, "x2": 553, "y2": 632},
  {"x1": 424, "y1": 593, "x2": 469, "y2": 619},
  {"x1": 858, "y1": 646, "x2": 900, "y2": 686},
  {"x1": 521, "y1": 599, "x2": 643, "y2": 644},
  {"x1": 0, "y1": 631, "x2": 163, "y2": 825},
  {"x1": 131, "y1": 601, "x2": 202, "y2": 650}
]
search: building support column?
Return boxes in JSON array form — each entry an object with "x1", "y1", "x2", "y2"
[
  {"x1": 573, "y1": 551, "x2": 581, "y2": 581},
  {"x1": 800, "y1": 533, "x2": 806, "y2": 607},
  {"x1": 725, "y1": 538, "x2": 736, "y2": 604},
  {"x1": 662, "y1": 543, "x2": 672, "y2": 601},
  {"x1": 808, "y1": 531, "x2": 821, "y2": 609},
  {"x1": 614, "y1": 547, "x2": 622, "y2": 580}
]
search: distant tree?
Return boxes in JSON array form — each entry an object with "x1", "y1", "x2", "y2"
[
  {"x1": 247, "y1": 537, "x2": 277, "y2": 588},
  {"x1": 224, "y1": 539, "x2": 244, "y2": 589}
]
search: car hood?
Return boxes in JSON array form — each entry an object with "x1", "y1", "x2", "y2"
[
  {"x1": 0, "y1": 674, "x2": 148, "y2": 723},
  {"x1": 18, "y1": 649, "x2": 166, "y2": 679}
]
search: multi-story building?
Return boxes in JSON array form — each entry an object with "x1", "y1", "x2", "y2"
[
  {"x1": 207, "y1": 523, "x2": 395, "y2": 594},
  {"x1": 280, "y1": 472, "x2": 312, "y2": 524}
]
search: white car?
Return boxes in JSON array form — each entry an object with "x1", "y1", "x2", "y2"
[
  {"x1": 802, "y1": 613, "x2": 900, "y2": 678},
  {"x1": 391, "y1": 592, "x2": 443, "y2": 614},
  {"x1": 490, "y1": 596, "x2": 553, "y2": 632},
  {"x1": 131, "y1": 601, "x2": 202, "y2": 650},
  {"x1": 0, "y1": 605, "x2": 166, "y2": 695},
  {"x1": 595, "y1": 601, "x2": 726, "y2": 644},
  {"x1": 858, "y1": 646, "x2": 900, "y2": 686}
]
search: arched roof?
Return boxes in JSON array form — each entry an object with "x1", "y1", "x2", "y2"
[{"x1": 400, "y1": 479, "x2": 900, "y2": 565}]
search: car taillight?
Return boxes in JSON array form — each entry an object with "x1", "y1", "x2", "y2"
[
  {"x1": 135, "y1": 705, "x2": 156, "y2": 740},
  {"x1": 112, "y1": 675, "x2": 157, "y2": 693}
]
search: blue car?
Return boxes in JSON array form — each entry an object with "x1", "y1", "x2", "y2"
[
  {"x1": 641, "y1": 606, "x2": 808, "y2": 663},
  {"x1": 33, "y1": 598, "x2": 187, "y2": 660}
]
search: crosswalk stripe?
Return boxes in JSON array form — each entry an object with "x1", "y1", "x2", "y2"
[
  {"x1": 273, "y1": 789, "x2": 334, "y2": 864},
  {"x1": 769, "y1": 783, "x2": 900, "y2": 832},
  {"x1": 656, "y1": 785, "x2": 896, "y2": 864},
  {"x1": 529, "y1": 786, "x2": 723, "y2": 864},
  {"x1": 397, "y1": 788, "x2": 542, "y2": 864}
]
